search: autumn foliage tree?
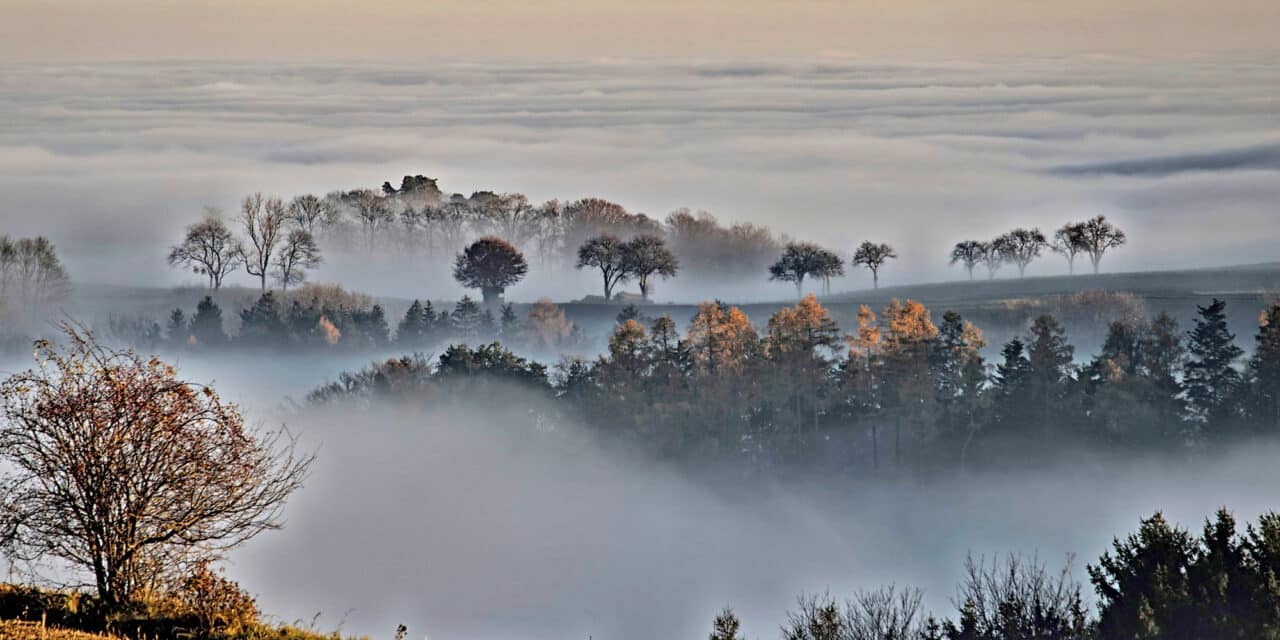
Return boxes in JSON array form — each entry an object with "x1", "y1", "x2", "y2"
[{"x1": 0, "y1": 328, "x2": 313, "y2": 609}]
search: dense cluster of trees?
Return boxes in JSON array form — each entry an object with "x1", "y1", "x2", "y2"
[
  {"x1": 707, "y1": 508, "x2": 1280, "y2": 640},
  {"x1": 951, "y1": 216, "x2": 1127, "y2": 280},
  {"x1": 312, "y1": 294, "x2": 1280, "y2": 472},
  {"x1": 140, "y1": 284, "x2": 585, "y2": 353}
]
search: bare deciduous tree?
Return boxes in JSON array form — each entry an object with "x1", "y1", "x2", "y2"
[
  {"x1": 623, "y1": 234, "x2": 679, "y2": 302},
  {"x1": 994, "y1": 228, "x2": 1047, "y2": 278},
  {"x1": 0, "y1": 327, "x2": 312, "y2": 609},
  {"x1": 978, "y1": 241, "x2": 1002, "y2": 280},
  {"x1": 0, "y1": 235, "x2": 72, "y2": 324},
  {"x1": 577, "y1": 233, "x2": 631, "y2": 301},
  {"x1": 168, "y1": 209, "x2": 241, "y2": 289},
  {"x1": 950, "y1": 240, "x2": 985, "y2": 281},
  {"x1": 1051, "y1": 222, "x2": 1086, "y2": 275},
  {"x1": 1078, "y1": 215, "x2": 1127, "y2": 274},
  {"x1": 285, "y1": 194, "x2": 336, "y2": 236},
  {"x1": 769, "y1": 242, "x2": 840, "y2": 298},
  {"x1": 852, "y1": 241, "x2": 897, "y2": 289},
  {"x1": 238, "y1": 194, "x2": 287, "y2": 291},
  {"x1": 274, "y1": 229, "x2": 322, "y2": 292}
]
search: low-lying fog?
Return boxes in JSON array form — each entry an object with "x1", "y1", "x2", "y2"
[{"x1": 91, "y1": 352, "x2": 1274, "y2": 640}]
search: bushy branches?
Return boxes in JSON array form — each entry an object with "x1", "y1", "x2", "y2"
[{"x1": 0, "y1": 327, "x2": 313, "y2": 608}]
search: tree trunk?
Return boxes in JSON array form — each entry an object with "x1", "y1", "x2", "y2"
[{"x1": 872, "y1": 269, "x2": 879, "y2": 290}]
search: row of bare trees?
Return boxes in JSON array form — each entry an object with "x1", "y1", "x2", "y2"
[
  {"x1": 168, "y1": 196, "x2": 322, "y2": 291},
  {"x1": 768, "y1": 240, "x2": 898, "y2": 295},
  {"x1": 950, "y1": 216, "x2": 1127, "y2": 280}
]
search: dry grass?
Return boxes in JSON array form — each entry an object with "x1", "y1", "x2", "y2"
[{"x1": 0, "y1": 620, "x2": 121, "y2": 640}]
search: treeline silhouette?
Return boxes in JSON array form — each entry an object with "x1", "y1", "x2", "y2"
[
  {"x1": 707, "y1": 508, "x2": 1280, "y2": 640},
  {"x1": 168, "y1": 174, "x2": 1129, "y2": 300},
  {"x1": 309, "y1": 294, "x2": 1280, "y2": 473}
]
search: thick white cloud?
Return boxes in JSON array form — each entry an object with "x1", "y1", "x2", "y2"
[{"x1": 0, "y1": 56, "x2": 1277, "y2": 299}]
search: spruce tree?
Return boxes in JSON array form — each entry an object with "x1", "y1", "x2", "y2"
[
  {"x1": 397, "y1": 300, "x2": 429, "y2": 344},
  {"x1": 239, "y1": 292, "x2": 288, "y2": 345},
  {"x1": 1247, "y1": 304, "x2": 1280, "y2": 431},
  {"x1": 451, "y1": 295, "x2": 485, "y2": 341},
  {"x1": 166, "y1": 308, "x2": 187, "y2": 344},
  {"x1": 1183, "y1": 299, "x2": 1243, "y2": 433},
  {"x1": 188, "y1": 295, "x2": 226, "y2": 346},
  {"x1": 500, "y1": 302, "x2": 520, "y2": 339}
]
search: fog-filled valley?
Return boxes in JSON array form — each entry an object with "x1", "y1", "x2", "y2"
[{"x1": 3, "y1": 24, "x2": 1280, "y2": 640}]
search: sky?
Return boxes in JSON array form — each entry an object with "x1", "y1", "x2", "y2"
[
  {"x1": 2, "y1": 1, "x2": 1278, "y2": 61},
  {"x1": 0, "y1": 1, "x2": 1277, "y2": 299}
]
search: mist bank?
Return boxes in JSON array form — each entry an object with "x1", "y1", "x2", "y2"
[
  {"x1": 3, "y1": 57, "x2": 1279, "y2": 298},
  {"x1": 230, "y1": 396, "x2": 1280, "y2": 640}
]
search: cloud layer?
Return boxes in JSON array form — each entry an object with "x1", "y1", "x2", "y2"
[{"x1": 0, "y1": 56, "x2": 1277, "y2": 299}]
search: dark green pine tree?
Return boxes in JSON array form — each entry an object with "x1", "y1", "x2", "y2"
[
  {"x1": 166, "y1": 308, "x2": 187, "y2": 344},
  {"x1": 1247, "y1": 304, "x2": 1280, "y2": 432},
  {"x1": 1183, "y1": 299, "x2": 1244, "y2": 434},
  {"x1": 499, "y1": 302, "x2": 520, "y2": 338},
  {"x1": 353, "y1": 304, "x2": 391, "y2": 347},
  {"x1": 188, "y1": 295, "x2": 226, "y2": 346},
  {"x1": 451, "y1": 295, "x2": 485, "y2": 341},
  {"x1": 285, "y1": 299, "x2": 321, "y2": 344},
  {"x1": 1187, "y1": 509, "x2": 1255, "y2": 640},
  {"x1": 991, "y1": 337, "x2": 1033, "y2": 435},
  {"x1": 1089, "y1": 512, "x2": 1196, "y2": 640},
  {"x1": 1026, "y1": 314, "x2": 1076, "y2": 438},
  {"x1": 239, "y1": 292, "x2": 288, "y2": 345},
  {"x1": 397, "y1": 300, "x2": 430, "y2": 345}
]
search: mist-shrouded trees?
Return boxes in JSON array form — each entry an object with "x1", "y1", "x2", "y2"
[
  {"x1": 168, "y1": 211, "x2": 241, "y2": 289},
  {"x1": 1078, "y1": 215, "x2": 1127, "y2": 274},
  {"x1": 237, "y1": 194, "x2": 287, "y2": 291},
  {"x1": 950, "y1": 240, "x2": 985, "y2": 281},
  {"x1": 978, "y1": 241, "x2": 1002, "y2": 280},
  {"x1": 0, "y1": 328, "x2": 312, "y2": 609},
  {"x1": 454, "y1": 236, "x2": 529, "y2": 306},
  {"x1": 0, "y1": 235, "x2": 72, "y2": 328},
  {"x1": 577, "y1": 233, "x2": 630, "y2": 301},
  {"x1": 852, "y1": 241, "x2": 896, "y2": 289},
  {"x1": 623, "y1": 234, "x2": 679, "y2": 302},
  {"x1": 994, "y1": 228, "x2": 1047, "y2": 278},
  {"x1": 285, "y1": 194, "x2": 336, "y2": 235},
  {"x1": 274, "y1": 229, "x2": 322, "y2": 292},
  {"x1": 769, "y1": 242, "x2": 841, "y2": 297},
  {"x1": 1051, "y1": 222, "x2": 1087, "y2": 275}
]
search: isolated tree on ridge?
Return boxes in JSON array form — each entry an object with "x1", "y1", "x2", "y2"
[
  {"x1": 853, "y1": 241, "x2": 897, "y2": 289},
  {"x1": 454, "y1": 236, "x2": 529, "y2": 307}
]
